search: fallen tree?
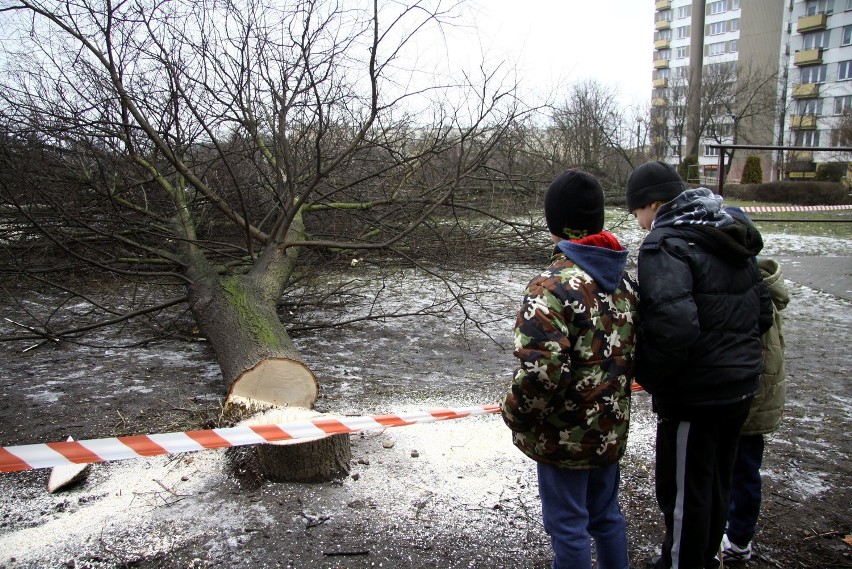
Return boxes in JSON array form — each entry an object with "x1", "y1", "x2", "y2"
[{"x1": 0, "y1": 0, "x2": 529, "y2": 480}]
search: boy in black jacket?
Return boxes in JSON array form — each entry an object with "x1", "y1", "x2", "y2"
[{"x1": 625, "y1": 161, "x2": 773, "y2": 569}]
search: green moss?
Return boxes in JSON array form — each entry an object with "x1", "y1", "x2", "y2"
[{"x1": 220, "y1": 276, "x2": 283, "y2": 348}]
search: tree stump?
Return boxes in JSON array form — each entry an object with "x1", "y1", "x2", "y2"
[{"x1": 237, "y1": 407, "x2": 351, "y2": 483}]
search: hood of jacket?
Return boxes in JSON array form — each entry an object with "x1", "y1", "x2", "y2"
[
  {"x1": 555, "y1": 240, "x2": 629, "y2": 293},
  {"x1": 759, "y1": 257, "x2": 790, "y2": 312},
  {"x1": 653, "y1": 187, "x2": 764, "y2": 260}
]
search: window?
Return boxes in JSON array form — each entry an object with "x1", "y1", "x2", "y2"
[
  {"x1": 656, "y1": 49, "x2": 672, "y2": 60},
  {"x1": 708, "y1": 42, "x2": 726, "y2": 56},
  {"x1": 677, "y1": 25, "x2": 691, "y2": 39},
  {"x1": 794, "y1": 130, "x2": 821, "y2": 146},
  {"x1": 797, "y1": 98, "x2": 823, "y2": 115},
  {"x1": 806, "y1": 0, "x2": 835, "y2": 14},
  {"x1": 843, "y1": 26, "x2": 852, "y2": 46},
  {"x1": 709, "y1": 21, "x2": 727, "y2": 35},
  {"x1": 730, "y1": 40, "x2": 738, "y2": 53},
  {"x1": 839, "y1": 60, "x2": 852, "y2": 80},
  {"x1": 704, "y1": 144, "x2": 720, "y2": 156},
  {"x1": 656, "y1": 10, "x2": 673, "y2": 23},
  {"x1": 707, "y1": 61, "x2": 736, "y2": 76},
  {"x1": 729, "y1": 19, "x2": 739, "y2": 32},
  {"x1": 709, "y1": 1, "x2": 727, "y2": 14},
  {"x1": 678, "y1": 5, "x2": 692, "y2": 19},
  {"x1": 656, "y1": 29, "x2": 673, "y2": 41},
  {"x1": 835, "y1": 95, "x2": 852, "y2": 114},
  {"x1": 732, "y1": 0, "x2": 741, "y2": 8},
  {"x1": 675, "y1": 65, "x2": 689, "y2": 78},
  {"x1": 801, "y1": 64, "x2": 827, "y2": 83},
  {"x1": 709, "y1": 123, "x2": 733, "y2": 137},
  {"x1": 802, "y1": 31, "x2": 830, "y2": 49},
  {"x1": 831, "y1": 128, "x2": 852, "y2": 146},
  {"x1": 676, "y1": 46, "x2": 689, "y2": 59}
]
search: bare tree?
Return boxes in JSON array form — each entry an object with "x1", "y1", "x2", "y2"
[
  {"x1": 546, "y1": 79, "x2": 642, "y2": 188},
  {"x1": 700, "y1": 62, "x2": 779, "y2": 176},
  {"x1": 650, "y1": 61, "x2": 778, "y2": 179},
  {"x1": 0, "y1": 0, "x2": 526, "y2": 475}
]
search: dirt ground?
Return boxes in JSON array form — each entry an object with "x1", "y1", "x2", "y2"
[{"x1": 0, "y1": 256, "x2": 850, "y2": 569}]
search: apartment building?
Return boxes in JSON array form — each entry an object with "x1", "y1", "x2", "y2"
[
  {"x1": 784, "y1": 0, "x2": 852, "y2": 178},
  {"x1": 651, "y1": 0, "x2": 851, "y2": 183}
]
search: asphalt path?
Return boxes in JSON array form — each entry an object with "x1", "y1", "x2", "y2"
[{"x1": 777, "y1": 255, "x2": 852, "y2": 302}]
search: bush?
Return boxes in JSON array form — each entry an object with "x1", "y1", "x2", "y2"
[
  {"x1": 721, "y1": 181, "x2": 851, "y2": 205},
  {"x1": 741, "y1": 156, "x2": 763, "y2": 184},
  {"x1": 678, "y1": 155, "x2": 698, "y2": 182},
  {"x1": 815, "y1": 162, "x2": 846, "y2": 183}
]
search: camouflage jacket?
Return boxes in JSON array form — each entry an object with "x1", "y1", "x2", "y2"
[{"x1": 501, "y1": 244, "x2": 639, "y2": 469}]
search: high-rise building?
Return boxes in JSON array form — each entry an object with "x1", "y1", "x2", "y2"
[
  {"x1": 783, "y1": 0, "x2": 852, "y2": 179},
  {"x1": 651, "y1": 0, "x2": 851, "y2": 183}
]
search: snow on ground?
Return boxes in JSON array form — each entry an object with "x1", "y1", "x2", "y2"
[{"x1": 0, "y1": 228, "x2": 849, "y2": 567}]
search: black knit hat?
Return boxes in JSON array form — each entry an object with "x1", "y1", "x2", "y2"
[
  {"x1": 625, "y1": 161, "x2": 687, "y2": 212},
  {"x1": 543, "y1": 169, "x2": 605, "y2": 240}
]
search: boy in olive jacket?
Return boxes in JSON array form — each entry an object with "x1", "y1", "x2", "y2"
[
  {"x1": 501, "y1": 169, "x2": 639, "y2": 569},
  {"x1": 722, "y1": 257, "x2": 790, "y2": 562}
]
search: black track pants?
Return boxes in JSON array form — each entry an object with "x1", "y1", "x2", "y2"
[{"x1": 654, "y1": 411, "x2": 748, "y2": 569}]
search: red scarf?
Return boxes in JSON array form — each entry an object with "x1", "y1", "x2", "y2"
[{"x1": 569, "y1": 230, "x2": 624, "y2": 251}]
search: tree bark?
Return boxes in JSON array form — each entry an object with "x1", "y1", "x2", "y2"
[
  {"x1": 257, "y1": 435, "x2": 351, "y2": 483},
  {"x1": 186, "y1": 262, "x2": 350, "y2": 482}
]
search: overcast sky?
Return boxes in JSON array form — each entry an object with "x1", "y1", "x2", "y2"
[{"x1": 456, "y1": 1, "x2": 654, "y2": 109}]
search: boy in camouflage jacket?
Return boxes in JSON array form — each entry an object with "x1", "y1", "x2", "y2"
[{"x1": 501, "y1": 170, "x2": 639, "y2": 569}]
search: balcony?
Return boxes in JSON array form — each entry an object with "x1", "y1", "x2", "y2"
[
  {"x1": 797, "y1": 12, "x2": 828, "y2": 33},
  {"x1": 652, "y1": 98, "x2": 668, "y2": 107},
  {"x1": 792, "y1": 82, "x2": 820, "y2": 98},
  {"x1": 653, "y1": 77, "x2": 669, "y2": 88},
  {"x1": 656, "y1": 0, "x2": 671, "y2": 10},
  {"x1": 794, "y1": 48, "x2": 823, "y2": 66},
  {"x1": 788, "y1": 150, "x2": 814, "y2": 163},
  {"x1": 655, "y1": 19, "x2": 671, "y2": 31},
  {"x1": 790, "y1": 115, "x2": 818, "y2": 129},
  {"x1": 654, "y1": 58, "x2": 670, "y2": 69},
  {"x1": 655, "y1": 38, "x2": 671, "y2": 49}
]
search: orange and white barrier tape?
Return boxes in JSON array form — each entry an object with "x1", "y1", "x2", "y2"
[
  {"x1": 0, "y1": 405, "x2": 500, "y2": 473},
  {"x1": 740, "y1": 204, "x2": 852, "y2": 213}
]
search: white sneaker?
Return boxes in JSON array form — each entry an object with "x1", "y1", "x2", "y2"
[{"x1": 721, "y1": 534, "x2": 752, "y2": 562}]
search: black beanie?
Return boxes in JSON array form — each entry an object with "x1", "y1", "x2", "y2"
[
  {"x1": 625, "y1": 161, "x2": 686, "y2": 212},
  {"x1": 544, "y1": 169, "x2": 605, "y2": 240}
]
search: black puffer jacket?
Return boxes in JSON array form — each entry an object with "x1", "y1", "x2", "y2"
[{"x1": 636, "y1": 190, "x2": 773, "y2": 419}]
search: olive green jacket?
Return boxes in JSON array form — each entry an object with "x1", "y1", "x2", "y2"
[{"x1": 742, "y1": 258, "x2": 789, "y2": 436}]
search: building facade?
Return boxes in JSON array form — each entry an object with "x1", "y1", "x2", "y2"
[
  {"x1": 652, "y1": 0, "x2": 851, "y2": 183},
  {"x1": 784, "y1": 0, "x2": 852, "y2": 178}
]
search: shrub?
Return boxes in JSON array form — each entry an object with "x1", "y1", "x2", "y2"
[
  {"x1": 678, "y1": 155, "x2": 698, "y2": 182},
  {"x1": 723, "y1": 181, "x2": 850, "y2": 205},
  {"x1": 741, "y1": 156, "x2": 763, "y2": 184},
  {"x1": 815, "y1": 162, "x2": 846, "y2": 183}
]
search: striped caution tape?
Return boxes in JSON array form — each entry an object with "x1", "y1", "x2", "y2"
[
  {"x1": 0, "y1": 405, "x2": 501, "y2": 473},
  {"x1": 740, "y1": 204, "x2": 852, "y2": 213}
]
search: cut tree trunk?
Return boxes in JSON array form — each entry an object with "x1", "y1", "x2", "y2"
[
  {"x1": 187, "y1": 270, "x2": 350, "y2": 482},
  {"x1": 240, "y1": 408, "x2": 351, "y2": 482}
]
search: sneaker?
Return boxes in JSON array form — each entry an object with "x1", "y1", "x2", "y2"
[{"x1": 721, "y1": 534, "x2": 752, "y2": 562}]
